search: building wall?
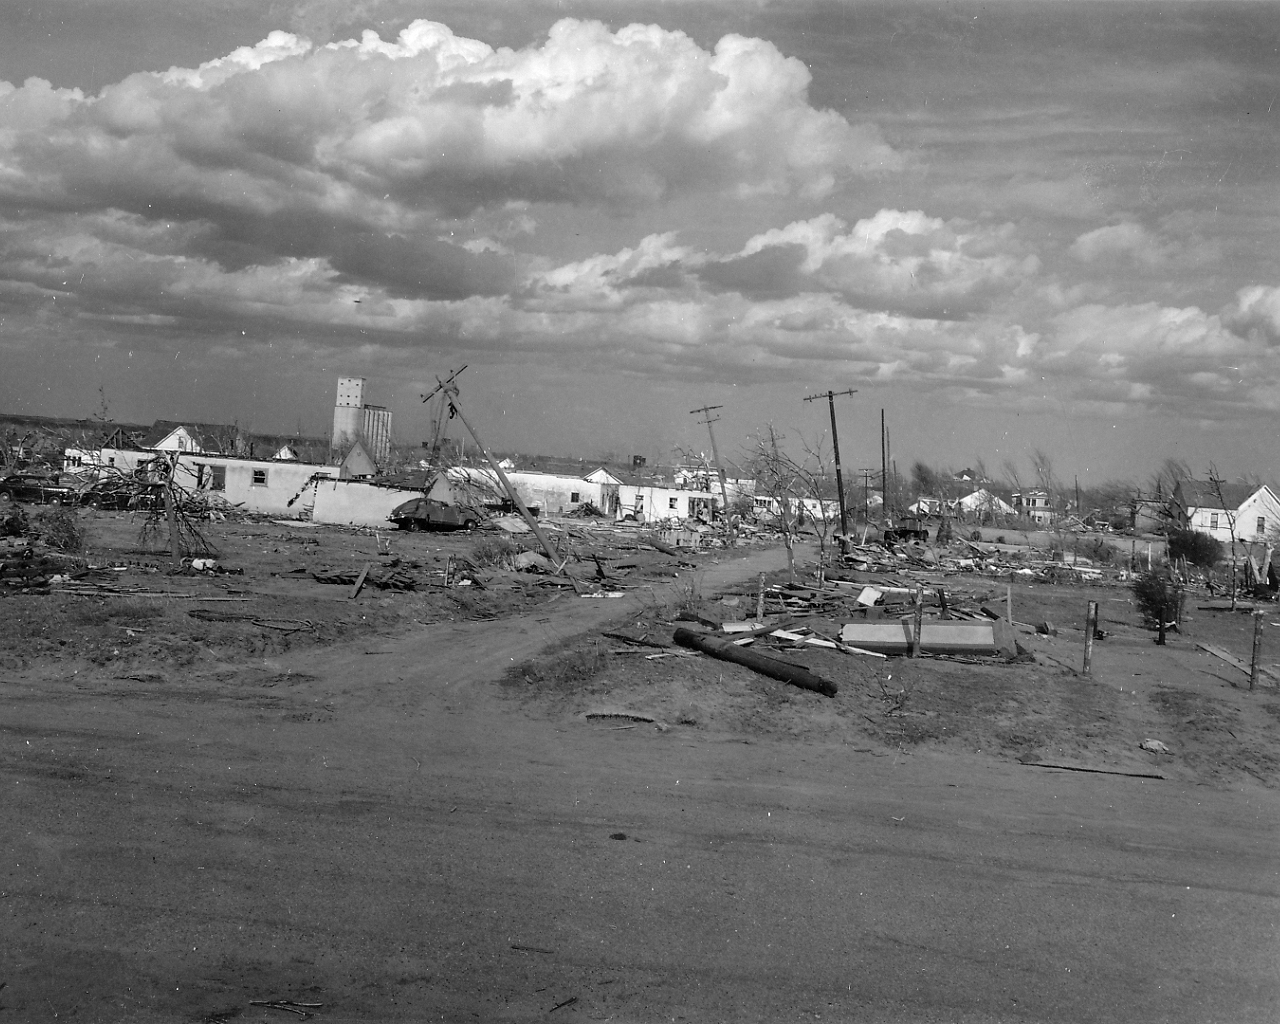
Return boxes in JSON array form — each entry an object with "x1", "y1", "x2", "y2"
[
  {"x1": 361, "y1": 406, "x2": 392, "y2": 465},
  {"x1": 312, "y1": 479, "x2": 425, "y2": 527},
  {"x1": 182, "y1": 457, "x2": 339, "y2": 516},
  {"x1": 68, "y1": 447, "x2": 339, "y2": 516},
  {"x1": 336, "y1": 377, "x2": 365, "y2": 407},
  {"x1": 430, "y1": 467, "x2": 604, "y2": 515},
  {"x1": 332, "y1": 405, "x2": 362, "y2": 449},
  {"x1": 618, "y1": 484, "x2": 718, "y2": 522}
]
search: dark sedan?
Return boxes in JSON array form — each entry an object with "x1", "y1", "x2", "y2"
[
  {"x1": 388, "y1": 496, "x2": 483, "y2": 531},
  {"x1": 0, "y1": 473, "x2": 77, "y2": 505}
]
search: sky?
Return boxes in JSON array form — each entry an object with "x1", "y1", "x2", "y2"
[{"x1": 1, "y1": 0, "x2": 1278, "y2": 485}]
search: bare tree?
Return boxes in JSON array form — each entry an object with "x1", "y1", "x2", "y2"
[
  {"x1": 1207, "y1": 465, "x2": 1241, "y2": 610},
  {"x1": 1031, "y1": 448, "x2": 1055, "y2": 498},
  {"x1": 1150, "y1": 457, "x2": 1192, "y2": 501},
  {"x1": 791, "y1": 430, "x2": 843, "y2": 568},
  {"x1": 743, "y1": 424, "x2": 802, "y2": 582},
  {"x1": 910, "y1": 461, "x2": 933, "y2": 498},
  {"x1": 1001, "y1": 458, "x2": 1022, "y2": 493}
]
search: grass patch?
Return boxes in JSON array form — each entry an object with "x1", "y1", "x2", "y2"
[{"x1": 504, "y1": 638, "x2": 611, "y2": 694}]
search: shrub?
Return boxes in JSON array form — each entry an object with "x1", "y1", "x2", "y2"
[
  {"x1": 1131, "y1": 572, "x2": 1180, "y2": 628},
  {"x1": 1166, "y1": 529, "x2": 1222, "y2": 569},
  {"x1": 33, "y1": 507, "x2": 83, "y2": 552},
  {"x1": 470, "y1": 534, "x2": 523, "y2": 567},
  {"x1": 2, "y1": 503, "x2": 29, "y2": 538},
  {"x1": 1079, "y1": 537, "x2": 1115, "y2": 564}
]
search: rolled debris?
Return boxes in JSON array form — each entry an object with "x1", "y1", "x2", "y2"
[{"x1": 672, "y1": 627, "x2": 837, "y2": 697}]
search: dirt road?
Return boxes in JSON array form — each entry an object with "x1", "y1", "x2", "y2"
[{"x1": 4, "y1": 543, "x2": 1279, "y2": 1022}]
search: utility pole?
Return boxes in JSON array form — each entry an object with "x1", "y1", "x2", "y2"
[
  {"x1": 690, "y1": 404, "x2": 730, "y2": 516},
  {"x1": 880, "y1": 409, "x2": 888, "y2": 521},
  {"x1": 803, "y1": 388, "x2": 857, "y2": 542},
  {"x1": 422, "y1": 367, "x2": 566, "y2": 578}
]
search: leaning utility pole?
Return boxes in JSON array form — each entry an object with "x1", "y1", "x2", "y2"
[
  {"x1": 422, "y1": 367, "x2": 565, "y2": 576},
  {"x1": 689, "y1": 404, "x2": 731, "y2": 515},
  {"x1": 880, "y1": 409, "x2": 889, "y2": 519},
  {"x1": 803, "y1": 388, "x2": 857, "y2": 542}
]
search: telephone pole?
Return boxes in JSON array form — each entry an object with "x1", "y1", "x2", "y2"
[
  {"x1": 422, "y1": 367, "x2": 563, "y2": 574},
  {"x1": 690, "y1": 404, "x2": 730, "y2": 515},
  {"x1": 880, "y1": 409, "x2": 889, "y2": 520},
  {"x1": 803, "y1": 388, "x2": 857, "y2": 541}
]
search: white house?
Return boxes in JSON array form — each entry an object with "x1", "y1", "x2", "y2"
[
  {"x1": 1012, "y1": 489, "x2": 1053, "y2": 525},
  {"x1": 1173, "y1": 480, "x2": 1280, "y2": 544},
  {"x1": 429, "y1": 466, "x2": 610, "y2": 516},
  {"x1": 908, "y1": 496, "x2": 946, "y2": 516},
  {"x1": 953, "y1": 488, "x2": 1016, "y2": 520},
  {"x1": 619, "y1": 483, "x2": 719, "y2": 523},
  {"x1": 64, "y1": 445, "x2": 341, "y2": 517}
]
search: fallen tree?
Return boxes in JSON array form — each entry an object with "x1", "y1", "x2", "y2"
[{"x1": 672, "y1": 627, "x2": 838, "y2": 697}]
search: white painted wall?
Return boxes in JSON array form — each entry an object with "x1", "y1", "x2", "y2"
[
  {"x1": 67, "y1": 447, "x2": 340, "y2": 516},
  {"x1": 429, "y1": 467, "x2": 604, "y2": 515},
  {"x1": 618, "y1": 484, "x2": 718, "y2": 523},
  {"x1": 312, "y1": 479, "x2": 425, "y2": 527}
]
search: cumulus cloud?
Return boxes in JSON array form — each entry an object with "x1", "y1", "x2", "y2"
[
  {"x1": 1226, "y1": 285, "x2": 1280, "y2": 345},
  {"x1": 1035, "y1": 301, "x2": 1279, "y2": 411},
  {"x1": 0, "y1": 14, "x2": 902, "y2": 344},
  {"x1": 699, "y1": 210, "x2": 1038, "y2": 317},
  {"x1": 0, "y1": 18, "x2": 896, "y2": 218},
  {"x1": 1070, "y1": 221, "x2": 1169, "y2": 266}
]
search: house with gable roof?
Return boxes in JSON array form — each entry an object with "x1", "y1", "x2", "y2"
[{"x1": 1171, "y1": 480, "x2": 1280, "y2": 544}]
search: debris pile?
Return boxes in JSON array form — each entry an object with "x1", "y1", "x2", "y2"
[{"x1": 1, "y1": 505, "x2": 86, "y2": 592}]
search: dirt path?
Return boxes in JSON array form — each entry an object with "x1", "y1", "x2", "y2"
[{"x1": 272, "y1": 544, "x2": 791, "y2": 698}]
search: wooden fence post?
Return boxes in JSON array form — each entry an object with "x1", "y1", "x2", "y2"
[
  {"x1": 1083, "y1": 600, "x2": 1099, "y2": 675},
  {"x1": 1249, "y1": 610, "x2": 1264, "y2": 691},
  {"x1": 911, "y1": 585, "x2": 924, "y2": 657}
]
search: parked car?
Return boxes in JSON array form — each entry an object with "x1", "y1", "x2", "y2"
[
  {"x1": 79, "y1": 480, "x2": 136, "y2": 510},
  {"x1": 388, "y1": 496, "x2": 484, "y2": 531},
  {"x1": 482, "y1": 498, "x2": 539, "y2": 518},
  {"x1": 79, "y1": 480, "x2": 166, "y2": 511},
  {"x1": 0, "y1": 473, "x2": 77, "y2": 505}
]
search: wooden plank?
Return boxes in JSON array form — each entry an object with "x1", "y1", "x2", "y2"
[
  {"x1": 839, "y1": 621, "x2": 998, "y2": 656},
  {"x1": 1018, "y1": 758, "x2": 1165, "y2": 780},
  {"x1": 1195, "y1": 642, "x2": 1280, "y2": 685},
  {"x1": 349, "y1": 562, "x2": 373, "y2": 599}
]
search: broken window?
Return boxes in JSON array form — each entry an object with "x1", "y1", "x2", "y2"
[
  {"x1": 570, "y1": 491, "x2": 580, "y2": 503},
  {"x1": 252, "y1": 468, "x2": 267, "y2": 486},
  {"x1": 1258, "y1": 516, "x2": 1266, "y2": 535},
  {"x1": 210, "y1": 466, "x2": 226, "y2": 491},
  {"x1": 1210, "y1": 513, "x2": 1219, "y2": 530},
  {"x1": 669, "y1": 497, "x2": 678, "y2": 510}
]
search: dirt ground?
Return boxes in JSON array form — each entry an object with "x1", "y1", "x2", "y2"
[{"x1": 2, "y1": 510, "x2": 1279, "y2": 1023}]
